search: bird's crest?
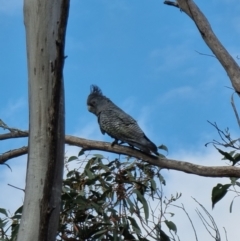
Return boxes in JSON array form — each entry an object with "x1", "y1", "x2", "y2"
[{"x1": 90, "y1": 85, "x2": 103, "y2": 96}]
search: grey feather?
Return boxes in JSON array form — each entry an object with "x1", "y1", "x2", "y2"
[{"x1": 87, "y1": 85, "x2": 159, "y2": 156}]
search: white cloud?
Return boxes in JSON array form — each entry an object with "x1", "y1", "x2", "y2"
[
  {"x1": 160, "y1": 148, "x2": 239, "y2": 240},
  {"x1": 149, "y1": 44, "x2": 194, "y2": 73},
  {"x1": 159, "y1": 86, "x2": 196, "y2": 103}
]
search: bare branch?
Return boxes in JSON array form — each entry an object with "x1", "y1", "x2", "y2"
[
  {"x1": 8, "y1": 183, "x2": 25, "y2": 192},
  {"x1": 223, "y1": 227, "x2": 228, "y2": 241},
  {"x1": 0, "y1": 146, "x2": 28, "y2": 164},
  {"x1": 165, "y1": 0, "x2": 240, "y2": 93},
  {"x1": 171, "y1": 203, "x2": 198, "y2": 241},
  {"x1": 0, "y1": 119, "x2": 28, "y2": 134},
  {"x1": 206, "y1": 121, "x2": 240, "y2": 149},
  {"x1": 1, "y1": 133, "x2": 240, "y2": 178},
  {"x1": 0, "y1": 131, "x2": 28, "y2": 141},
  {"x1": 193, "y1": 198, "x2": 220, "y2": 241}
]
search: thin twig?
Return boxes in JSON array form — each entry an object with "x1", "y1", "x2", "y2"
[
  {"x1": 193, "y1": 198, "x2": 220, "y2": 241},
  {"x1": 223, "y1": 227, "x2": 228, "y2": 241},
  {"x1": 231, "y1": 92, "x2": 240, "y2": 128},
  {"x1": 195, "y1": 50, "x2": 216, "y2": 58},
  {"x1": 170, "y1": 203, "x2": 198, "y2": 241},
  {"x1": 0, "y1": 119, "x2": 27, "y2": 134},
  {"x1": 8, "y1": 184, "x2": 25, "y2": 192},
  {"x1": 206, "y1": 121, "x2": 240, "y2": 149}
]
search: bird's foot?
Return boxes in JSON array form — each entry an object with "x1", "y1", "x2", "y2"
[
  {"x1": 111, "y1": 139, "x2": 119, "y2": 147},
  {"x1": 111, "y1": 140, "x2": 124, "y2": 147}
]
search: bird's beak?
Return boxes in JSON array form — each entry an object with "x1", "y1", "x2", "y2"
[{"x1": 87, "y1": 105, "x2": 92, "y2": 112}]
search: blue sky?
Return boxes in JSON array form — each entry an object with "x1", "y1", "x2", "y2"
[{"x1": 1, "y1": 0, "x2": 240, "y2": 240}]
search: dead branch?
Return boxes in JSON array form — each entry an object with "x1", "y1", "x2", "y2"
[
  {"x1": 164, "y1": 0, "x2": 240, "y2": 93},
  {"x1": 0, "y1": 146, "x2": 28, "y2": 163},
  {"x1": 1, "y1": 131, "x2": 240, "y2": 178}
]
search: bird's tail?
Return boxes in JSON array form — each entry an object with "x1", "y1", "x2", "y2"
[
  {"x1": 128, "y1": 136, "x2": 159, "y2": 156},
  {"x1": 143, "y1": 136, "x2": 159, "y2": 156}
]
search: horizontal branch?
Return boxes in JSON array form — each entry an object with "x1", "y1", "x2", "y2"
[
  {"x1": 164, "y1": 0, "x2": 240, "y2": 93},
  {"x1": 1, "y1": 131, "x2": 240, "y2": 178},
  {"x1": 66, "y1": 135, "x2": 240, "y2": 178},
  {"x1": 0, "y1": 146, "x2": 28, "y2": 163},
  {"x1": 0, "y1": 131, "x2": 28, "y2": 141}
]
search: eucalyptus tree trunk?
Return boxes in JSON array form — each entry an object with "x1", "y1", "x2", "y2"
[{"x1": 17, "y1": 1, "x2": 69, "y2": 241}]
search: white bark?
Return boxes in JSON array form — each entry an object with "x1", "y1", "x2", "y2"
[{"x1": 17, "y1": 1, "x2": 69, "y2": 241}]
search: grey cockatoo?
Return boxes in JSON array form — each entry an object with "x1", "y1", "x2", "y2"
[{"x1": 87, "y1": 85, "x2": 159, "y2": 156}]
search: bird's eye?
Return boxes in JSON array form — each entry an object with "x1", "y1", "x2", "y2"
[{"x1": 90, "y1": 101, "x2": 96, "y2": 107}]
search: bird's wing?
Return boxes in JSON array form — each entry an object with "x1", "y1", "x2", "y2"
[
  {"x1": 99, "y1": 109, "x2": 159, "y2": 155},
  {"x1": 99, "y1": 109, "x2": 145, "y2": 141},
  {"x1": 98, "y1": 114, "x2": 106, "y2": 135}
]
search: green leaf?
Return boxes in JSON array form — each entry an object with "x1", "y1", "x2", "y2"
[
  {"x1": 85, "y1": 168, "x2": 95, "y2": 179},
  {"x1": 215, "y1": 147, "x2": 235, "y2": 164},
  {"x1": 97, "y1": 161, "x2": 110, "y2": 172},
  {"x1": 0, "y1": 208, "x2": 8, "y2": 217},
  {"x1": 233, "y1": 153, "x2": 240, "y2": 165},
  {"x1": 230, "y1": 199, "x2": 234, "y2": 213},
  {"x1": 128, "y1": 216, "x2": 141, "y2": 234},
  {"x1": 93, "y1": 154, "x2": 104, "y2": 159},
  {"x1": 212, "y1": 183, "x2": 231, "y2": 208},
  {"x1": 74, "y1": 196, "x2": 88, "y2": 206},
  {"x1": 91, "y1": 202, "x2": 102, "y2": 214},
  {"x1": 0, "y1": 219, "x2": 8, "y2": 229},
  {"x1": 160, "y1": 229, "x2": 171, "y2": 241},
  {"x1": 14, "y1": 205, "x2": 23, "y2": 215},
  {"x1": 68, "y1": 156, "x2": 78, "y2": 162},
  {"x1": 133, "y1": 189, "x2": 149, "y2": 220},
  {"x1": 11, "y1": 214, "x2": 22, "y2": 219},
  {"x1": 128, "y1": 201, "x2": 136, "y2": 215},
  {"x1": 158, "y1": 144, "x2": 168, "y2": 152},
  {"x1": 236, "y1": 181, "x2": 240, "y2": 187},
  {"x1": 78, "y1": 149, "x2": 85, "y2": 156},
  {"x1": 2, "y1": 163, "x2": 12, "y2": 172},
  {"x1": 157, "y1": 173, "x2": 166, "y2": 185},
  {"x1": 165, "y1": 220, "x2": 177, "y2": 233},
  {"x1": 92, "y1": 229, "x2": 107, "y2": 238},
  {"x1": 230, "y1": 177, "x2": 240, "y2": 186},
  {"x1": 11, "y1": 222, "x2": 20, "y2": 239},
  {"x1": 150, "y1": 178, "x2": 157, "y2": 192}
]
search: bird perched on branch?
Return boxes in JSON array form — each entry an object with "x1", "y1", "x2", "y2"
[{"x1": 87, "y1": 85, "x2": 159, "y2": 156}]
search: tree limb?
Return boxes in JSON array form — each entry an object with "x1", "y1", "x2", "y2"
[
  {"x1": 1, "y1": 132, "x2": 240, "y2": 178},
  {"x1": 0, "y1": 131, "x2": 28, "y2": 141},
  {"x1": 164, "y1": 0, "x2": 240, "y2": 93},
  {"x1": 0, "y1": 146, "x2": 28, "y2": 163}
]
